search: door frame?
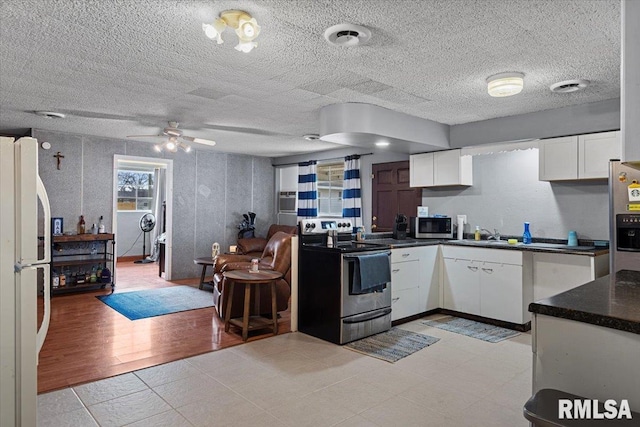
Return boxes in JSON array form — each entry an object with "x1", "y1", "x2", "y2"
[{"x1": 112, "y1": 155, "x2": 174, "y2": 280}]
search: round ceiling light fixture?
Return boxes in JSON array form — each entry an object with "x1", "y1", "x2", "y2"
[
  {"x1": 324, "y1": 23, "x2": 371, "y2": 47},
  {"x1": 303, "y1": 134, "x2": 320, "y2": 141},
  {"x1": 34, "y1": 111, "x2": 66, "y2": 119},
  {"x1": 486, "y1": 72, "x2": 525, "y2": 97},
  {"x1": 550, "y1": 79, "x2": 590, "y2": 93}
]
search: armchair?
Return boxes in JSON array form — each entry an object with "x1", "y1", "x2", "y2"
[
  {"x1": 212, "y1": 231, "x2": 293, "y2": 319},
  {"x1": 236, "y1": 224, "x2": 297, "y2": 258}
]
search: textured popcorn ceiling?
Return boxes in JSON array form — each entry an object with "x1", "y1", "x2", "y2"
[{"x1": 0, "y1": 0, "x2": 620, "y2": 157}]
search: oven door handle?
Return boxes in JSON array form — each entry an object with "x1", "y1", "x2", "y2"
[
  {"x1": 343, "y1": 308, "x2": 392, "y2": 324},
  {"x1": 343, "y1": 251, "x2": 391, "y2": 260}
]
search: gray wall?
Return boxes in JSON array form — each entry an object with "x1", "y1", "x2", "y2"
[
  {"x1": 34, "y1": 129, "x2": 275, "y2": 280},
  {"x1": 449, "y1": 98, "x2": 620, "y2": 148},
  {"x1": 117, "y1": 211, "x2": 146, "y2": 257},
  {"x1": 420, "y1": 148, "x2": 610, "y2": 241}
]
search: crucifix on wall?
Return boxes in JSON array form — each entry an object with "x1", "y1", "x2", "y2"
[{"x1": 53, "y1": 151, "x2": 64, "y2": 170}]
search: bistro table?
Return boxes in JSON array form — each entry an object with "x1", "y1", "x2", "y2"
[
  {"x1": 222, "y1": 269, "x2": 283, "y2": 341},
  {"x1": 193, "y1": 257, "x2": 216, "y2": 290}
]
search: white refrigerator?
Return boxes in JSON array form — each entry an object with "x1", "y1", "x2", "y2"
[{"x1": 1, "y1": 136, "x2": 52, "y2": 426}]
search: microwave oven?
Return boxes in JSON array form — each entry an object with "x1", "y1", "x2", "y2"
[{"x1": 413, "y1": 217, "x2": 453, "y2": 239}]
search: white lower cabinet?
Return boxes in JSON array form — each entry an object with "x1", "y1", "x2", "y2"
[
  {"x1": 441, "y1": 246, "x2": 532, "y2": 324},
  {"x1": 390, "y1": 246, "x2": 439, "y2": 321},
  {"x1": 479, "y1": 262, "x2": 523, "y2": 324},
  {"x1": 442, "y1": 258, "x2": 480, "y2": 315}
]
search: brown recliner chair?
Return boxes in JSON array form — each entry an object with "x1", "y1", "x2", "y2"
[
  {"x1": 236, "y1": 224, "x2": 297, "y2": 258},
  {"x1": 212, "y1": 231, "x2": 293, "y2": 319}
]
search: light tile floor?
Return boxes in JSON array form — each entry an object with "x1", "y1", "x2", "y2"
[{"x1": 37, "y1": 315, "x2": 532, "y2": 426}]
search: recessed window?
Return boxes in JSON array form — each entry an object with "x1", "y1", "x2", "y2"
[
  {"x1": 317, "y1": 162, "x2": 344, "y2": 217},
  {"x1": 117, "y1": 170, "x2": 154, "y2": 211}
]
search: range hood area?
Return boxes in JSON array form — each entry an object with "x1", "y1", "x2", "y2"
[{"x1": 319, "y1": 103, "x2": 450, "y2": 154}]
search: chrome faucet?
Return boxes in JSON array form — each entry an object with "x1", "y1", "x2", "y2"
[{"x1": 481, "y1": 228, "x2": 501, "y2": 241}]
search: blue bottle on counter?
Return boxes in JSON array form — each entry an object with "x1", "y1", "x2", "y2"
[{"x1": 523, "y1": 222, "x2": 532, "y2": 244}]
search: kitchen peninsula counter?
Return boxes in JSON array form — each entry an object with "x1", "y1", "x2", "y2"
[
  {"x1": 529, "y1": 270, "x2": 640, "y2": 334},
  {"x1": 530, "y1": 270, "x2": 640, "y2": 411}
]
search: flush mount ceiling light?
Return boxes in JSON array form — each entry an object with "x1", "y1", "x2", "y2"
[
  {"x1": 153, "y1": 137, "x2": 192, "y2": 153},
  {"x1": 324, "y1": 23, "x2": 371, "y2": 47},
  {"x1": 202, "y1": 10, "x2": 261, "y2": 53},
  {"x1": 486, "y1": 72, "x2": 525, "y2": 97},
  {"x1": 375, "y1": 141, "x2": 390, "y2": 147},
  {"x1": 303, "y1": 134, "x2": 320, "y2": 141},
  {"x1": 550, "y1": 79, "x2": 590, "y2": 93}
]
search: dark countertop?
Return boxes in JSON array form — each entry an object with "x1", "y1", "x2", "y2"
[
  {"x1": 529, "y1": 270, "x2": 640, "y2": 335},
  {"x1": 363, "y1": 233, "x2": 608, "y2": 256}
]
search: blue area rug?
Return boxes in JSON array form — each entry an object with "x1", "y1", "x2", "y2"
[
  {"x1": 345, "y1": 327, "x2": 440, "y2": 363},
  {"x1": 422, "y1": 316, "x2": 520, "y2": 343},
  {"x1": 96, "y1": 286, "x2": 213, "y2": 320}
]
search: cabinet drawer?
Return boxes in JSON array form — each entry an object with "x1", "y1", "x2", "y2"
[
  {"x1": 391, "y1": 287, "x2": 421, "y2": 321},
  {"x1": 391, "y1": 260, "x2": 420, "y2": 291},
  {"x1": 391, "y1": 248, "x2": 420, "y2": 263}
]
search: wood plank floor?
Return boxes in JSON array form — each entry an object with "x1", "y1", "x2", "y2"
[{"x1": 37, "y1": 261, "x2": 291, "y2": 393}]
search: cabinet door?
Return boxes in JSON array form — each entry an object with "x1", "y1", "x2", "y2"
[
  {"x1": 479, "y1": 262, "x2": 523, "y2": 323},
  {"x1": 434, "y1": 150, "x2": 461, "y2": 186},
  {"x1": 442, "y1": 258, "x2": 480, "y2": 315},
  {"x1": 409, "y1": 153, "x2": 434, "y2": 187},
  {"x1": 416, "y1": 246, "x2": 440, "y2": 311},
  {"x1": 578, "y1": 131, "x2": 620, "y2": 179},
  {"x1": 391, "y1": 287, "x2": 421, "y2": 321},
  {"x1": 538, "y1": 136, "x2": 578, "y2": 181}
]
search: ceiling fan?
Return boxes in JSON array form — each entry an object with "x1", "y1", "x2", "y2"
[{"x1": 127, "y1": 121, "x2": 216, "y2": 153}]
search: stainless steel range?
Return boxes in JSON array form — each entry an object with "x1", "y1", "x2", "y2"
[{"x1": 298, "y1": 218, "x2": 392, "y2": 344}]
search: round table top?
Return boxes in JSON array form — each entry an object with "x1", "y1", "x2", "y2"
[
  {"x1": 223, "y1": 270, "x2": 283, "y2": 283},
  {"x1": 194, "y1": 257, "x2": 216, "y2": 265}
]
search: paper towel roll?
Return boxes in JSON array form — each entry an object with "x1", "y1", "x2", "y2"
[{"x1": 457, "y1": 217, "x2": 465, "y2": 240}]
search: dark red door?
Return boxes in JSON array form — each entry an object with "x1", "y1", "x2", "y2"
[{"x1": 372, "y1": 161, "x2": 422, "y2": 232}]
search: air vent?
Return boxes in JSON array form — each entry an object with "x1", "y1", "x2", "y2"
[
  {"x1": 324, "y1": 24, "x2": 371, "y2": 47},
  {"x1": 550, "y1": 79, "x2": 589, "y2": 93}
]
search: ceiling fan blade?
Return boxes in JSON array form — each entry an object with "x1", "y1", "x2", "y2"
[
  {"x1": 126, "y1": 134, "x2": 164, "y2": 138},
  {"x1": 182, "y1": 136, "x2": 216, "y2": 146},
  {"x1": 201, "y1": 124, "x2": 286, "y2": 136}
]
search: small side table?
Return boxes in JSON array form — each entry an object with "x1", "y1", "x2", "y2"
[
  {"x1": 222, "y1": 270, "x2": 283, "y2": 341},
  {"x1": 193, "y1": 257, "x2": 216, "y2": 290}
]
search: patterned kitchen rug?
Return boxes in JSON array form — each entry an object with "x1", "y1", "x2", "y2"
[
  {"x1": 421, "y1": 316, "x2": 520, "y2": 343},
  {"x1": 345, "y1": 327, "x2": 440, "y2": 363}
]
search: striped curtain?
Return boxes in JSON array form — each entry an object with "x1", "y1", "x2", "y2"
[
  {"x1": 342, "y1": 155, "x2": 362, "y2": 227},
  {"x1": 297, "y1": 160, "x2": 318, "y2": 220}
]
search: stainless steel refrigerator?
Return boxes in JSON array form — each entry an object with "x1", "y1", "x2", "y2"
[
  {"x1": 609, "y1": 160, "x2": 640, "y2": 274},
  {"x1": 1, "y1": 137, "x2": 52, "y2": 426}
]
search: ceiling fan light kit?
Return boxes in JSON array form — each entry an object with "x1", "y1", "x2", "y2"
[
  {"x1": 203, "y1": 10, "x2": 261, "y2": 53},
  {"x1": 486, "y1": 72, "x2": 525, "y2": 97},
  {"x1": 129, "y1": 121, "x2": 215, "y2": 153}
]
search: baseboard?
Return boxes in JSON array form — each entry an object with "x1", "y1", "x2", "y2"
[
  {"x1": 392, "y1": 308, "x2": 531, "y2": 332},
  {"x1": 118, "y1": 255, "x2": 146, "y2": 263}
]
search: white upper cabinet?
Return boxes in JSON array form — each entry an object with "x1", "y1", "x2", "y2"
[
  {"x1": 539, "y1": 131, "x2": 620, "y2": 181},
  {"x1": 409, "y1": 153, "x2": 434, "y2": 187},
  {"x1": 538, "y1": 136, "x2": 579, "y2": 181},
  {"x1": 410, "y1": 149, "x2": 472, "y2": 187},
  {"x1": 578, "y1": 131, "x2": 621, "y2": 179}
]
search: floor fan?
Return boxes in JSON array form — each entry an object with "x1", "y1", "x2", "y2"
[{"x1": 134, "y1": 213, "x2": 156, "y2": 264}]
